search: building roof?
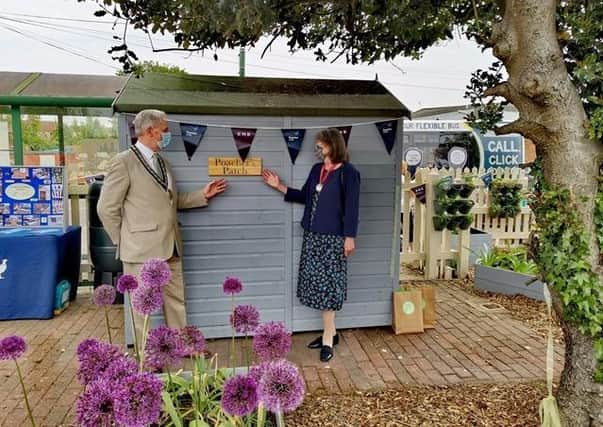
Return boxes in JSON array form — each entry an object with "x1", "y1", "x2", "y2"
[
  {"x1": 113, "y1": 72, "x2": 411, "y2": 118},
  {"x1": 0, "y1": 72, "x2": 126, "y2": 108},
  {"x1": 413, "y1": 103, "x2": 518, "y2": 119}
]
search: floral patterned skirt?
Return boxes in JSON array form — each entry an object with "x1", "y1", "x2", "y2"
[{"x1": 297, "y1": 230, "x2": 347, "y2": 311}]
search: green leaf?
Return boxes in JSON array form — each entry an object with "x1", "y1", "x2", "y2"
[{"x1": 161, "y1": 391, "x2": 184, "y2": 427}]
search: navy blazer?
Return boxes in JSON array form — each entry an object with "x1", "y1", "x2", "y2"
[{"x1": 285, "y1": 162, "x2": 360, "y2": 237}]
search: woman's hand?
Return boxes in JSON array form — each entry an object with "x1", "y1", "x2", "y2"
[
  {"x1": 344, "y1": 237, "x2": 355, "y2": 257},
  {"x1": 262, "y1": 169, "x2": 287, "y2": 194}
]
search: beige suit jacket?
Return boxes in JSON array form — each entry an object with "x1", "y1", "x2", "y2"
[{"x1": 97, "y1": 148, "x2": 207, "y2": 263}]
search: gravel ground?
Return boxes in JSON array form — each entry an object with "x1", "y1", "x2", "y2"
[{"x1": 286, "y1": 382, "x2": 548, "y2": 427}]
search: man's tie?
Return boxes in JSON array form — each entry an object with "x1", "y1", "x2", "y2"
[{"x1": 152, "y1": 153, "x2": 167, "y2": 187}]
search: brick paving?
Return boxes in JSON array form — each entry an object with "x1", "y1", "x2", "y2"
[{"x1": 0, "y1": 282, "x2": 563, "y2": 426}]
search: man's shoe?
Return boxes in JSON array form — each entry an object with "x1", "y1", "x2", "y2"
[
  {"x1": 320, "y1": 345, "x2": 333, "y2": 362},
  {"x1": 307, "y1": 334, "x2": 340, "y2": 349}
]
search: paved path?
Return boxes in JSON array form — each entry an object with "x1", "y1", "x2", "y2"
[{"x1": 0, "y1": 282, "x2": 563, "y2": 426}]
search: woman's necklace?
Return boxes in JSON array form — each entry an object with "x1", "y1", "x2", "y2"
[{"x1": 316, "y1": 162, "x2": 341, "y2": 192}]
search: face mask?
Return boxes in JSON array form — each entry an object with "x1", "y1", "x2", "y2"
[
  {"x1": 315, "y1": 144, "x2": 325, "y2": 160},
  {"x1": 159, "y1": 132, "x2": 172, "y2": 149}
]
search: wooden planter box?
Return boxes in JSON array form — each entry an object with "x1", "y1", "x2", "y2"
[{"x1": 474, "y1": 264, "x2": 544, "y2": 301}]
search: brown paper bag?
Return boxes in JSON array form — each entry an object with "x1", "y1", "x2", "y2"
[
  {"x1": 392, "y1": 289, "x2": 424, "y2": 334},
  {"x1": 421, "y1": 286, "x2": 437, "y2": 329}
]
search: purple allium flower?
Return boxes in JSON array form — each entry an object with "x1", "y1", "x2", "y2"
[
  {"x1": 76, "y1": 339, "x2": 123, "y2": 385},
  {"x1": 100, "y1": 355, "x2": 137, "y2": 382},
  {"x1": 222, "y1": 276, "x2": 243, "y2": 295},
  {"x1": 114, "y1": 372, "x2": 163, "y2": 427},
  {"x1": 258, "y1": 359, "x2": 305, "y2": 413},
  {"x1": 93, "y1": 284, "x2": 116, "y2": 307},
  {"x1": 249, "y1": 361, "x2": 270, "y2": 384},
  {"x1": 116, "y1": 274, "x2": 138, "y2": 294},
  {"x1": 131, "y1": 284, "x2": 163, "y2": 316},
  {"x1": 230, "y1": 304, "x2": 260, "y2": 334},
  {"x1": 140, "y1": 258, "x2": 171, "y2": 289},
  {"x1": 76, "y1": 378, "x2": 123, "y2": 427},
  {"x1": 252, "y1": 321, "x2": 292, "y2": 362},
  {"x1": 0, "y1": 335, "x2": 26, "y2": 360},
  {"x1": 179, "y1": 325, "x2": 205, "y2": 356},
  {"x1": 221, "y1": 374, "x2": 259, "y2": 416},
  {"x1": 144, "y1": 326, "x2": 186, "y2": 371}
]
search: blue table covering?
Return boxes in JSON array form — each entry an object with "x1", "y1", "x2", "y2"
[{"x1": 0, "y1": 226, "x2": 81, "y2": 319}]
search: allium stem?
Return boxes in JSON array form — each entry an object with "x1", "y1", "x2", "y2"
[
  {"x1": 230, "y1": 294, "x2": 235, "y2": 374},
  {"x1": 244, "y1": 334, "x2": 249, "y2": 373},
  {"x1": 256, "y1": 402, "x2": 266, "y2": 427},
  {"x1": 128, "y1": 297, "x2": 140, "y2": 364},
  {"x1": 139, "y1": 315, "x2": 150, "y2": 371},
  {"x1": 104, "y1": 308, "x2": 113, "y2": 344},
  {"x1": 14, "y1": 360, "x2": 36, "y2": 427},
  {"x1": 275, "y1": 410, "x2": 285, "y2": 427}
]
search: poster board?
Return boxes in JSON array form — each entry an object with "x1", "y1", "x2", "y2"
[{"x1": 0, "y1": 166, "x2": 68, "y2": 227}]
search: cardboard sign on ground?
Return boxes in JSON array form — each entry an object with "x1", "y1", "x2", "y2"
[
  {"x1": 392, "y1": 289, "x2": 424, "y2": 334},
  {"x1": 421, "y1": 285, "x2": 437, "y2": 329}
]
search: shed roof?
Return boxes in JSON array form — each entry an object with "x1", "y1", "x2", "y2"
[
  {"x1": 0, "y1": 71, "x2": 126, "y2": 98},
  {"x1": 0, "y1": 72, "x2": 126, "y2": 108},
  {"x1": 113, "y1": 72, "x2": 411, "y2": 118}
]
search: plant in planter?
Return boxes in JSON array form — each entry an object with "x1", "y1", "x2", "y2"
[
  {"x1": 446, "y1": 215, "x2": 461, "y2": 232},
  {"x1": 459, "y1": 175, "x2": 476, "y2": 198},
  {"x1": 435, "y1": 176, "x2": 453, "y2": 196},
  {"x1": 474, "y1": 245, "x2": 544, "y2": 300},
  {"x1": 457, "y1": 214, "x2": 473, "y2": 230},
  {"x1": 454, "y1": 199, "x2": 475, "y2": 214},
  {"x1": 433, "y1": 214, "x2": 448, "y2": 231},
  {"x1": 433, "y1": 197, "x2": 450, "y2": 215},
  {"x1": 447, "y1": 183, "x2": 462, "y2": 198},
  {"x1": 488, "y1": 179, "x2": 523, "y2": 218}
]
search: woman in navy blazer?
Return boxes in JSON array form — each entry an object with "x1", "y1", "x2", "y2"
[{"x1": 262, "y1": 128, "x2": 360, "y2": 362}]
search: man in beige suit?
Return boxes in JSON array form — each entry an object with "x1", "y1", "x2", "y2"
[{"x1": 98, "y1": 109, "x2": 226, "y2": 347}]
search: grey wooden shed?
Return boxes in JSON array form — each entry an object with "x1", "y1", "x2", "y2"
[{"x1": 113, "y1": 72, "x2": 411, "y2": 339}]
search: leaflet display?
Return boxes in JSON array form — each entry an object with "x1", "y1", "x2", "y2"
[{"x1": 0, "y1": 166, "x2": 67, "y2": 227}]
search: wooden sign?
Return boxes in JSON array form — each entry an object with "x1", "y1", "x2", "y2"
[{"x1": 208, "y1": 157, "x2": 262, "y2": 176}]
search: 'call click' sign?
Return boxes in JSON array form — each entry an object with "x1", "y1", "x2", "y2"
[{"x1": 480, "y1": 135, "x2": 524, "y2": 169}]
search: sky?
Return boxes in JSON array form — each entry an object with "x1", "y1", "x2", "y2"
[{"x1": 0, "y1": 0, "x2": 498, "y2": 112}]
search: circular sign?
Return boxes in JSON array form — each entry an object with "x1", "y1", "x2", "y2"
[
  {"x1": 404, "y1": 147, "x2": 423, "y2": 167},
  {"x1": 448, "y1": 147, "x2": 468, "y2": 169},
  {"x1": 5, "y1": 183, "x2": 35, "y2": 200},
  {"x1": 402, "y1": 301, "x2": 416, "y2": 315}
]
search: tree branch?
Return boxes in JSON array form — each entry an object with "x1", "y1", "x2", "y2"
[
  {"x1": 495, "y1": 118, "x2": 551, "y2": 143},
  {"x1": 261, "y1": 31, "x2": 281, "y2": 59}
]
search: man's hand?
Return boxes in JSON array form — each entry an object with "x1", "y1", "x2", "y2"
[
  {"x1": 344, "y1": 237, "x2": 355, "y2": 257},
  {"x1": 203, "y1": 179, "x2": 227, "y2": 200}
]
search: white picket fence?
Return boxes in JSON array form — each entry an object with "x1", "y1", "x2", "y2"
[{"x1": 400, "y1": 167, "x2": 532, "y2": 280}]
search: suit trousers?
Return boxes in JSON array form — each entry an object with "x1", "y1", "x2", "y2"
[{"x1": 123, "y1": 256, "x2": 186, "y2": 354}]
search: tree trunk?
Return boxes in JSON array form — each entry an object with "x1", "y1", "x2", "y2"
[{"x1": 487, "y1": 0, "x2": 603, "y2": 425}]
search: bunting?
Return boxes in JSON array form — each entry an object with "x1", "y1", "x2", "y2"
[
  {"x1": 180, "y1": 123, "x2": 207, "y2": 161},
  {"x1": 375, "y1": 120, "x2": 397, "y2": 154},
  {"x1": 124, "y1": 116, "x2": 405, "y2": 162},
  {"x1": 231, "y1": 128, "x2": 257, "y2": 161},
  {"x1": 411, "y1": 184, "x2": 426, "y2": 204},
  {"x1": 481, "y1": 172, "x2": 493, "y2": 188},
  {"x1": 281, "y1": 129, "x2": 305, "y2": 165}
]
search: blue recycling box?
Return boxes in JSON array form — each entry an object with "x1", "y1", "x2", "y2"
[{"x1": 0, "y1": 226, "x2": 81, "y2": 319}]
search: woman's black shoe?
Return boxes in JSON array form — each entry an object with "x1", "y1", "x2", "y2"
[
  {"x1": 307, "y1": 334, "x2": 340, "y2": 349},
  {"x1": 320, "y1": 345, "x2": 333, "y2": 362}
]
